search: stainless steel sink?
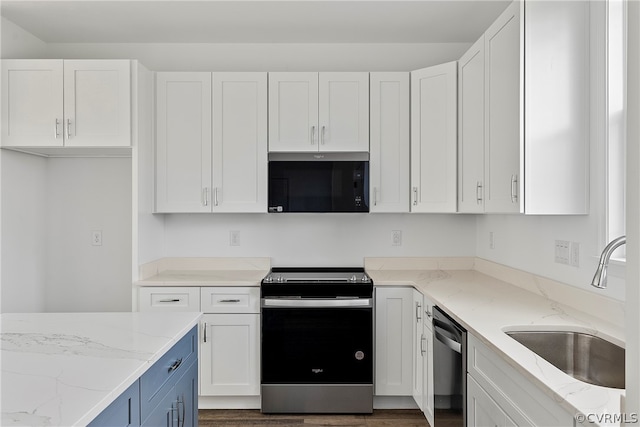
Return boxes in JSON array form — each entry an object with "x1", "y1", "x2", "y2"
[{"x1": 505, "y1": 330, "x2": 625, "y2": 389}]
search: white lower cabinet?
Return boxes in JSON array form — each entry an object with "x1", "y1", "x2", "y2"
[
  {"x1": 467, "y1": 333, "x2": 574, "y2": 427},
  {"x1": 412, "y1": 290, "x2": 434, "y2": 426},
  {"x1": 138, "y1": 286, "x2": 261, "y2": 404},
  {"x1": 374, "y1": 287, "x2": 414, "y2": 395},
  {"x1": 200, "y1": 313, "x2": 260, "y2": 396},
  {"x1": 468, "y1": 375, "x2": 516, "y2": 427}
]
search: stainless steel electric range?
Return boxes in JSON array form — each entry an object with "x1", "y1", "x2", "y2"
[{"x1": 260, "y1": 267, "x2": 374, "y2": 414}]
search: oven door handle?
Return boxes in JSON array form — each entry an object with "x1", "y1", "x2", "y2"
[{"x1": 262, "y1": 298, "x2": 372, "y2": 308}]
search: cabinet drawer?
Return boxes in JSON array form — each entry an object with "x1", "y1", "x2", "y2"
[
  {"x1": 467, "y1": 333, "x2": 572, "y2": 427},
  {"x1": 140, "y1": 326, "x2": 197, "y2": 422},
  {"x1": 200, "y1": 287, "x2": 260, "y2": 313},
  {"x1": 138, "y1": 287, "x2": 200, "y2": 312}
]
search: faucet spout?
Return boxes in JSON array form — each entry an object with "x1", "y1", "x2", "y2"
[{"x1": 591, "y1": 236, "x2": 626, "y2": 289}]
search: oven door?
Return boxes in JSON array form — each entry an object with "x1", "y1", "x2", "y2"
[{"x1": 261, "y1": 298, "x2": 373, "y2": 384}]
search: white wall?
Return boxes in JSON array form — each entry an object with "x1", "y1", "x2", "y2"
[
  {"x1": 0, "y1": 150, "x2": 47, "y2": 313},
  {"x1": 44, "y1": 158, "x2": 132, "y2": 312},
  {"x1": 163, "y1": 213, "x2": 477, "y2": 267},
  {"x1": 1, "y1": 16, "x2": 46, "y2": 58},
  {"x1": 43, "y1": 42, "x2": 471, "y2": 72}
]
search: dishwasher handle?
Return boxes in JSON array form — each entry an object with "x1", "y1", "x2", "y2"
[{"x1": 434, "y1": 318, "x2": 463, "y2": 354}]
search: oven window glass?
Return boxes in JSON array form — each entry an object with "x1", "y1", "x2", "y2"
[
  {"x1": 268, "y1": 161, "x2": 369, "y2": 212},
  {"x1": 261, "y1": 307, "x2": 373, "y2": 383}
]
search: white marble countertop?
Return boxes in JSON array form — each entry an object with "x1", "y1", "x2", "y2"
[
  {"x1": 1, "y1": 311, "x2": 202, "y2": 427},
  {"x1": 366, "y1": 258, "x2": 625, "y2": 427},
  {"x1": 136, "y1": 257, "x2": 270, "y2": 287}
]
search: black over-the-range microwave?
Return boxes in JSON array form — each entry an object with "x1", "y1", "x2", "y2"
[{"x1": 268, "y1": 152, "x2": 369, "y2": 213}]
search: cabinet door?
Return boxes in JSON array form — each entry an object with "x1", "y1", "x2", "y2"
[
  {"x1": 412, "y1": 290, "x2": 424, "y2": 410},
  {"x1": 410, "y1": 62, "x2": 457, "y2": 213},
  {"x1": 212, "y1": 72, "x2": 267, "y2": 212},
  {"x1": 156, "y1": 72, "x2": 212, "y2": 213},
  {"x1": 484, "y1": 1, "x2": 523, "y2": 213},
  {"x1": 1, "y1": 60, "x2": 64, "y2": 147},
  {"x1": 458, "y1": 36, "x2": 486, "y2": 213},
  {"x1": 88, "y1": 380, "x2": 140, "y2": 427},
  {"x1": 422, "y1": 297, "x2": 434, "y2": 427},
  {"x1": 468, "y1": 375, "x2": 514, "y2": 427},
  {"x1": 175, "y1": 360, "x2": 198, "y2": 427},
  {"x1": 63, "y1": 60, "x2": 131, "y2": 147},
  {"x1": 374, "y1": 287, "x2": 413, "y2": 396},
  {"x1": 318, "y1": 72, "x2": 369, "y2": 152},
  {"x1": 200, "y1": 314, "x2": 260, "y2": 396},
  {"x1": 268, "y1": 72, "x2": 318, "y2": 152},
  {"x1": 369, "y1": 73, "x2": 410, "y2": 213}
]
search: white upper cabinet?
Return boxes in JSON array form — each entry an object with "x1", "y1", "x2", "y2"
[
  {"x1": 212, "y1": 72, "x2": 267, "y2": 213},
  {"x1": 1, "y1": 59, "x2": 130, "y2": 148},
  {"x1": 268, "y1": 72, "x2": 369, "y2": 152},
  {"x1": 458, "y1": 36, "x2": 486, "y2": 214},
  {"x1": 155, "y1": 72, "x2": 267, "y2": 213},
  {"x1": 268, "y1": 72, "x2": 318, "y2": 152},
  {"x1": 369, "y1": 72, "x2": 410, "y2": 213},
  {"x1": 483, "y1": 0, "x2": 589, "y2": 214},
  {"x1": 410, "y1": 62, "x2": 457, "y2": 213},
  {"x1": 318, "y1": 72, "x2": 369, "y2": 152},
  {"x1": 484, "y1": 2, "x2": 523, "y2": 213},
  {"x1": 155, "y1": 72, "x2": 212, "y2": 213},
  {"x1": 63, "y1": 60, "x2": 131, "y2": 147}
]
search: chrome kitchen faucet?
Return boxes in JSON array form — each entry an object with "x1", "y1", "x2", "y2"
[{"x1": 591, "y1": 236, "x2": 626, "y2": 289}]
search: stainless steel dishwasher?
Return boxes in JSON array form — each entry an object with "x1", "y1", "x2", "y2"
[{"x1": 433, "y1": 306, "x2": 466, "y2": 426}]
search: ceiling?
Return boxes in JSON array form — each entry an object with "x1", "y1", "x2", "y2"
[{"x1": 1, "y1": 1, "x2": 511, "y2": 44}]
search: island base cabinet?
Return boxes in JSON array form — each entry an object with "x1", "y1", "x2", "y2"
[
  {"x1": 88, "y1": 381, "x2": 141, "y2": 427},
  {"x1": 200, "y1": 313, "x2": 260, "y2": 396}
]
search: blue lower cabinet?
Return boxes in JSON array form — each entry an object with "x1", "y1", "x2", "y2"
[
  {"x1": 88, "y1": 380, "x2": 140, "y2": 427},
  {"x1": 89, "y1": 326, "x2": 198, "y2": 427}
]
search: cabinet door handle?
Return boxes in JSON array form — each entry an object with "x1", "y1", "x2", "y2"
[
  {"x1": 168, "y1": 358, "x2": 183, "y2": 373},
  {"x1": 54, "y1": 119, "x2": 60, "y2": 139},
  {"x1": 311, "y1": 126, "x2": 316, "y2": 145},
  {"x1": 511, "y1": 175, "x2": 518, "y2": 203},
  {"x1": 66, "y1": 119, "x2": 72, "y2": 139},
  {"x1": 413, "y1": 187, "x2": 418, "y2": 206},
  {"x1": 425, "y1": 307, "x2": 432, "y2": 320},
  {"x1": 214, "y1": 187, "x2": 219, "y2": 206},
  {"x1": 421, "y1": 334, "x2": 426, "y2": 355},
  {"x1": 373, "y1": 187, "x2": 378, "y2": 206},
  {"x1": 203, "y1": 322, "x2": 207, "y2": 343},
  {"x1": 476, "y1": 181, "x2": 483, "y2": 204},
  {"x1": 218, "y1": 299, "x2": 241, "y2": 303},
  {"x1": 321, "y1": 125, "x2": 326, "y2": 145},
  {"x1": 159, "y1": 298, "x2": 180, "y2": 303},
  {"x1": 415, "y1": 302, "x2": 422, "y2": 322},
  {"x1": 203, "y1": 187, "x2": 209, "y2": 207}
]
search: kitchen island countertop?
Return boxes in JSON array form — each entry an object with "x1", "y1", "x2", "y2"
[{"x1": 1, "y1": 311, "x2": 201, "y2": 427}]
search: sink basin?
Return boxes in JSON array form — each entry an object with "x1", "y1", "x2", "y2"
[{"x1": 505, "y1": 330, "x2": 625, "y2": 389}]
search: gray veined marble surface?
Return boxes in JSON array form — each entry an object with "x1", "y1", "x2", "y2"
[{"x1": 1, "y1": 311, "x2": 201, "y2": 427}]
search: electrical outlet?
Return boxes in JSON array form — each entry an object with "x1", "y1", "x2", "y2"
[
  {"x1": 555, "y1": 240, "x2": 571, "y2": 265},
  {"x1": 570, "y1": 242, "x2": 580, "y2": 267},
  {"x1": 230, "y1": 231, "x2": 241, "y2": 246},
  {"x1": 489, "y1": 232, "x2": 495, "y2": 250},
  {"x1": 92, "y1": 230, "x2": 102, "y2": 246},
  {"x1": 392, "y1": 230, "x2": 402, "y2": 246}
]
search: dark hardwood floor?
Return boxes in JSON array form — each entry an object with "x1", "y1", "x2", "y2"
[{"x1": 198, "y1": 409, "x2": 431, "y2": 427}]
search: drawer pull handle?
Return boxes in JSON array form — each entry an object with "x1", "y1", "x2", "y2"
[
  {"x1": 168, "y1": 358, "x2": 183, "y2": 373},
  {"x1": 159, "y1": 298, "x2": 181, "y2": 303},
  {"x1": 218, "y1": 299, "x2": 241, "y2": 303}
]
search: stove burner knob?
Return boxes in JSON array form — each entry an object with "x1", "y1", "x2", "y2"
[
  {"x1": 350, "y1": 275, "x2": 357, "y2": 282},
  {"x1": 362, "y1": 275, "x2": 370, "y2": 282},
  {"x1": 264, "y1": 275, "x2": 273, "y2": 283},
  {"x1": 276, "y1": 275, "x2": 284, "y2": 283}
]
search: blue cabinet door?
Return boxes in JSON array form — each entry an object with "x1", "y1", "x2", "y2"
[
  {"x1": 175, "y1": 359, "x2": 198, "y2": 427},
  {"x1": 88, "y1": 380, "x2": 140, "y2": 427}
]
